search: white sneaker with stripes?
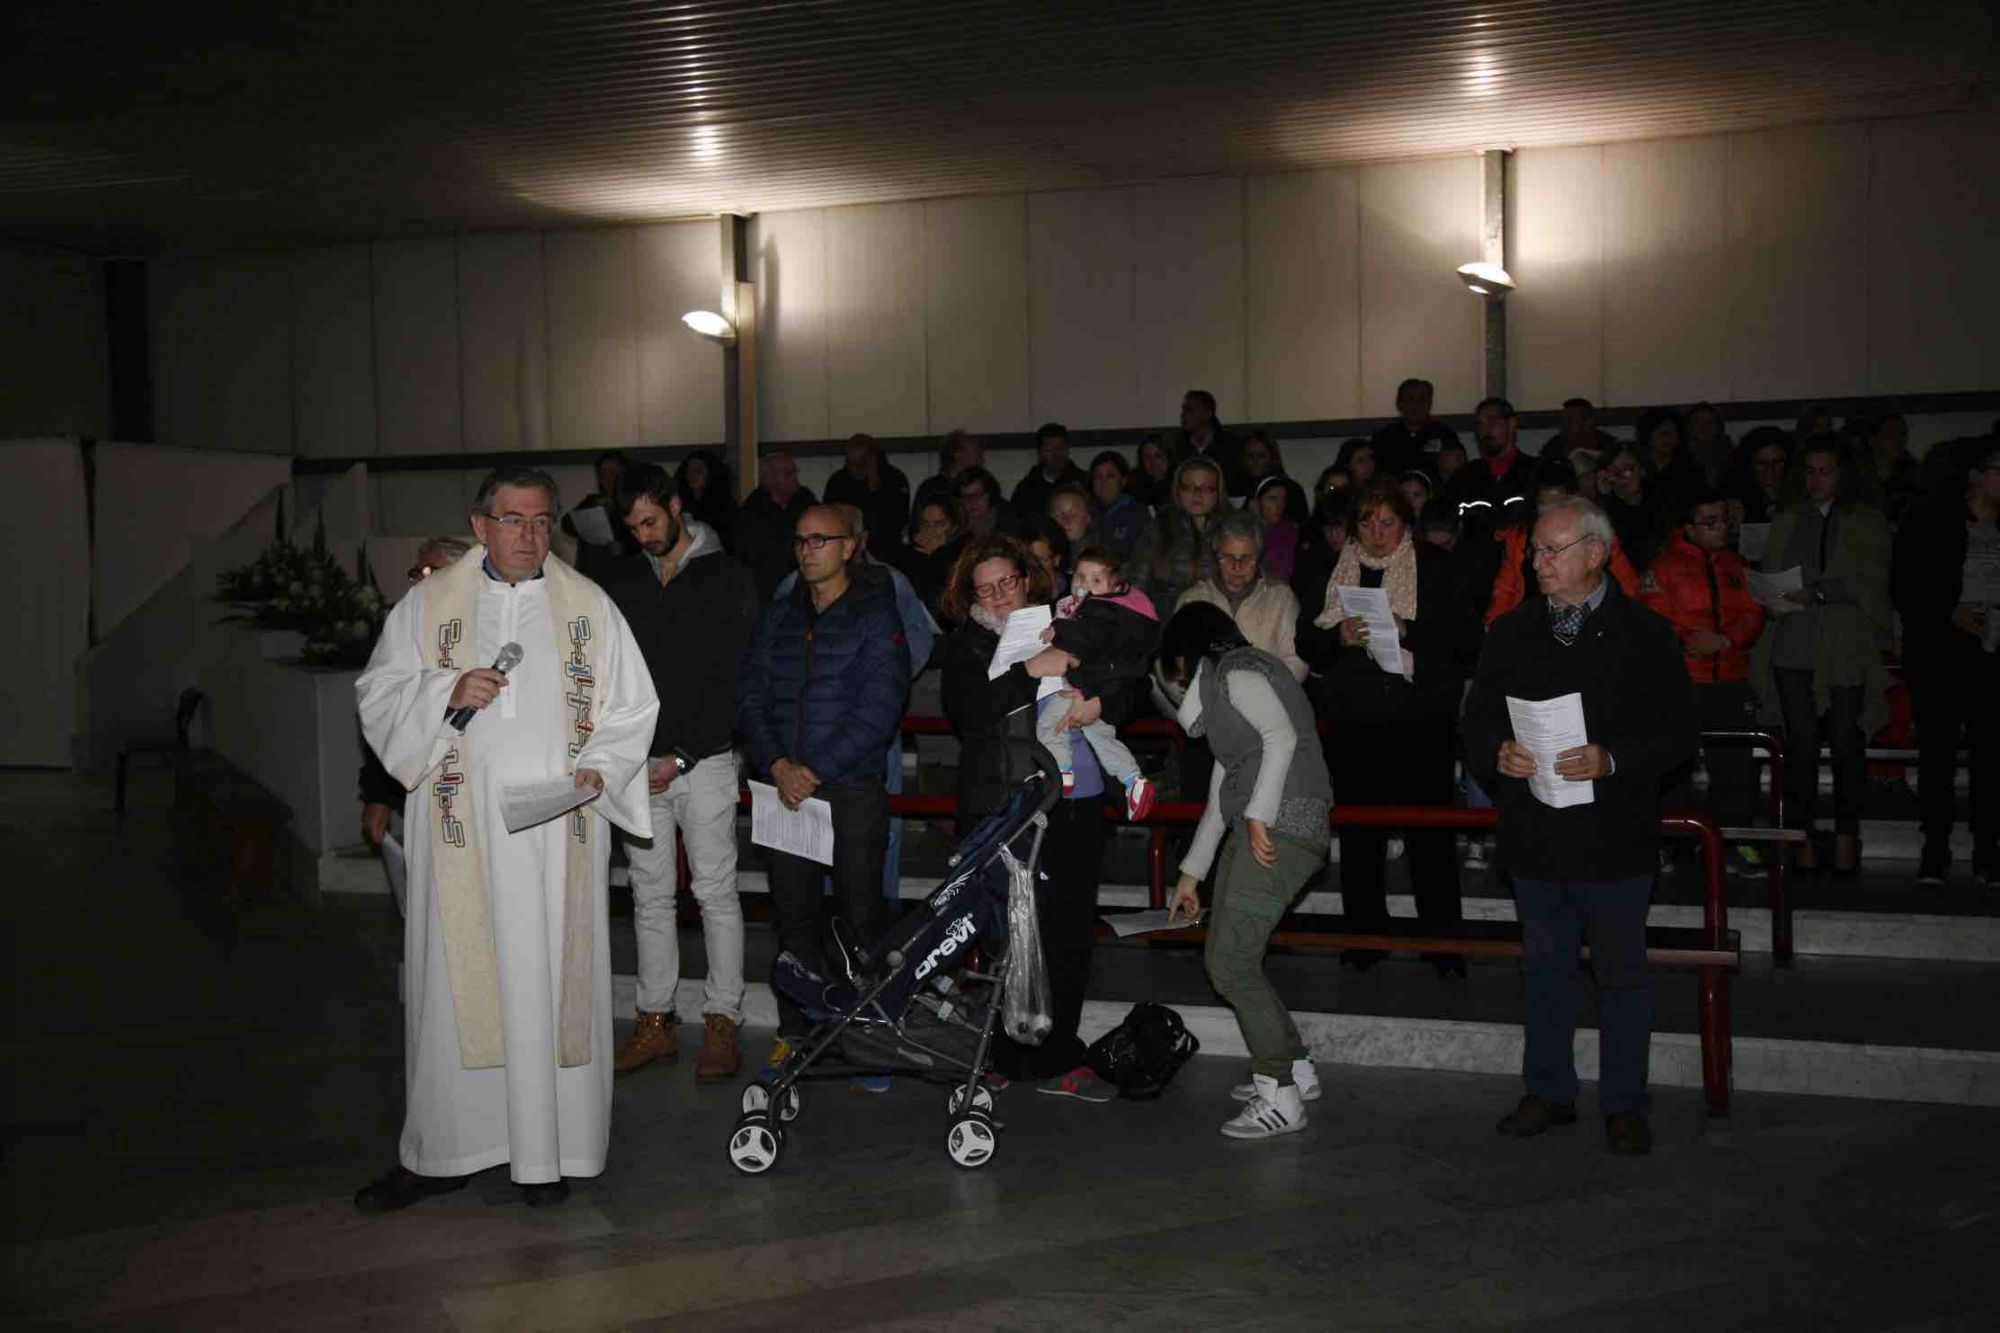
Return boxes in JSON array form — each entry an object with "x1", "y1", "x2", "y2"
[
  {"x1": 1220, "y1": 1075, "x2": 1307, "y2": 1139},
  {"x1": 1231, "y1": 1059, "x2": 1321, "y2": 1103}
]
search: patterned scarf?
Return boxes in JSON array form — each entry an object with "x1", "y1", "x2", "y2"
[{"x1": 1317, "y1": 531, "x2": 1419, "y2": 628}]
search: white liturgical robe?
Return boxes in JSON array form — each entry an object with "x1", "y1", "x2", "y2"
[{"x1": 357, "y1": 560, "x2": 657, "y2": 1183}]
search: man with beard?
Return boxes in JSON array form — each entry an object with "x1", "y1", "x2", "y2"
[
  {"x1": 603, "y1": 462, "x2": 760, "y2": 1079},
  {"x1": 1450, "y1": 397, "x2": 1542, "y2": 619}
]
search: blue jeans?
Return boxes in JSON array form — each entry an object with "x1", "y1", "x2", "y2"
[{"x1": 1514, "y1": 875, "x2": 1655, "y2": 1114}]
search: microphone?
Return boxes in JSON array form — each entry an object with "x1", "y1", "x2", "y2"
[{"x1": 445, "y1": 642, "x2": 523, "y2": 731}]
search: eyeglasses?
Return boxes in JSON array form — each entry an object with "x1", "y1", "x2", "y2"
[
  {"x1": 1216, "y1": 552, "x2": 1258, "y2": 566},
  {"x1": 973, "y1": 572, "x2": 1023, "y2": 602},
  {"x1": 792, "y1": 532, "x2": 850, "y2": 551},
  {"x1": 484, "y1": 513, "x2": 554, "y2": 535},
  {"x1": 1531, "y1": 534, "x2": 1595, "y2": 562}
]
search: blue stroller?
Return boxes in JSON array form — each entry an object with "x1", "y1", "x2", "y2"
[{"x1": 726, "y1": 767, "x2": 1059, "y2": 1173}]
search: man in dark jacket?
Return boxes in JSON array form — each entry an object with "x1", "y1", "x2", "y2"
[
  {"x1": 1173, "y1": 390, "x2": 1248, "y2": 499},
  {"x1": 602, "y1": 463, "x2": 760, "y2": 1080},
  {"x1": 1461, "y1": 495, "x2": 1696, "y2": 1156},
  {"x1": 1370, "y1": 378, "x2": 1461, "y2": 479},
  {"x1": 1010, "y1": 422, "x2": 1089, "y2": 530},
  {"x1": 1451, "y1": 396, "x2": 1543, "y2": 618},
  {"x1": 823, "y1": 434, "x2": 911, "y2": 564},
  {"x1": 732, "y1": 451, "x2": 816, "y2": 602},
  {"x1": 738, "y1": 503, "x2": 911, "y2": 1053}
]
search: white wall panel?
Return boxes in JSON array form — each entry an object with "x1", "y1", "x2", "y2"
[
  {"x1": 370, "y1": 239, "x2": 461, "y2": 455},
  {"x1": 751, "y1": 209, "x2": 829, "y2": 443},
  {"x1": 457, "y1": 231, "x2": 550, "y2": 453},
  {"x1": 1358, "y1": 156, "x2": 1482, "y2": 415},
  {"x1": 1245, "y1": 168, "x2": 1361, "y2": 423},
  {"x1": 149, "y1": 254, "x2": 213, "y2": 448},
  {"x1": 210, "y1": 252, "x2": 293, "y2": 453},
  {"x1": 1724, "y1": 123, "x2": 1867, "y2": 400},
  {"x1": 823, "y1": 202, "x2": 927, "y2": 438},
  {"x1": 375, "y1": 470, "x2": 480, "y2": 539},
  {"x1": 1133, "y1": 178, "x2": 1246, "y2": 426},
  {"x1": 634, "y1": 221, "x2": 725, "y2": 446},
  {"x1": 1601, "y1": 136, "x2": 1729, "y2": 408},
  {"x1": 292, "y1": 245, "x2": 375, "y2": 458},
  {"x1": 925, "y1": 194, "x2": 1030, "y2": 434},
  {"x1": 1867, "y1": 110, "x2": 2000, "y2": 394},
  {"x1": 545, "y1": 228, "x2": 641, "y2": 451},
  {"x1": 1029, "y1": 188, "x2": 1140, "y2": 430},
  {"x1": 1509, "y1": 146, "x2": 1604, "y2": 411}
]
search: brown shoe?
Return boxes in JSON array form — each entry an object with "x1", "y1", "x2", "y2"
[
  {"x1": 1605, "y1": 1110, "x2": 1652, "y2": 1155},
  {"x1": 1496, "y1": 1094, "x2": 1577, "y2": 1138},
  {"x1": 696, "y1": 1013, "x2": 741, "y2": 1080},
  {"x1": 614, "y1": 1011, "x2": 677, "y2": 1074},
  {"x1": 1833, "y1": 834, "x2": 1861, "y2": 877}
]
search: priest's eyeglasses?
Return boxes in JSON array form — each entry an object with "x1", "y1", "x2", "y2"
[{"x1": 486, "y1": 513, "x2": 555, "y2": 535}]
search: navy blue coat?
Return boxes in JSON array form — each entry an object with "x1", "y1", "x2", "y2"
[{"x1": 738, "y1": 570, "x2": 911, "y2": 786}]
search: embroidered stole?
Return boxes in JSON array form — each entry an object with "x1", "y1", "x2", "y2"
[{"x1": 422, "y1": 546, "x2": 600, "y2": 1069}]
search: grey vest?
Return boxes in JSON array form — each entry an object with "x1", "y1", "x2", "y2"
[{"x1": 1197, "y1": 646, "x2": 1332, "y2": 846}]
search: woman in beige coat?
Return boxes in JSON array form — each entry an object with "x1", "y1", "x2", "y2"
[
  {"x1": 1176, "y1": 511, "x2": 1308, "y2": 682},
  {"x1": 1750, "y1": 435, "x2": 1891, "y2": 874}
]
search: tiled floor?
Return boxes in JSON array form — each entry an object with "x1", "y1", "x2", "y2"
[{"x1": 7, "y1": 772, "x2": 2000, "y2": 1330}]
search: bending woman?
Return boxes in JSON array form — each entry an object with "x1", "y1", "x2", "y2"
[{"x1": 1160, "y1": 603, "x2": 1332, "y2": 1140}]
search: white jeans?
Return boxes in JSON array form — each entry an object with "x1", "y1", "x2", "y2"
[{"x1": 623, "y1": 751, "x2": 745, "y2": 1023}]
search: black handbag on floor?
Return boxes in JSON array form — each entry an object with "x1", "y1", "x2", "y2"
[{"x1": 1085, "y1": 1002, "x2": 1200, "y2": 1100}]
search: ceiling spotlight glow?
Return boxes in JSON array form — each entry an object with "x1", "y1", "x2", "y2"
[
  {"x1": 1466, "y1": 52, "x2": 1499, "y2": 96},
  {"x1": 691, "y1": 124, "x2": 723, "y2": 160},
  {"x1": 681, "y1": 310, "x2": 736, "y2": 344},
  {"x1": 1456, "y1": 262, "x2": 1514, "y2": 297}
]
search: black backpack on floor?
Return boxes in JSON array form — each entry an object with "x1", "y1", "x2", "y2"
[{"x1": 1085, "y1": 1002, "x2": 1200, "y2": 1100}]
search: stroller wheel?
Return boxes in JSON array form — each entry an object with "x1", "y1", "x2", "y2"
[
  {"x1": 946, "y1": 1112, "x2": 998, "y2": 1170},
  {"x1": 946, "y1": 1083, "x2": 996, "y2": 1117},
  {"x1": 727, "y1": 1112, "x2": 782, "y2": 1175},
  {"x1": 741, "y1": 1082, "x2": 801, "y2": 1122}
]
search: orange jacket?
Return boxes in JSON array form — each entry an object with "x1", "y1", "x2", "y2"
[
  {"x1": 1486, "y1": 524, "x2": 1641, "y2": 627},
  {"x1": 1639, "y1": 529, "x2": 1766, "y2": 684}
]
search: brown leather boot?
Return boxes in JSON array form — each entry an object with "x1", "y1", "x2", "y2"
[
  {"x1": 1833, "y1": 834, "x2": 1861, "y2": 877},
  {"x1": 695, "y1": 1013, "x2": 741, "y2": 1080},
  {"x1": 614, "y1": 1011, "x2": 676, "y2": 1074}
]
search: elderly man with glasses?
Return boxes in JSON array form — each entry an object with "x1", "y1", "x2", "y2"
[
  {"x1": 1461, "y1": 495, "x2": 1695, "y2": 1156},
  {"x1": 737, "y1": 502, "x2": 911, "y2": 1069}
]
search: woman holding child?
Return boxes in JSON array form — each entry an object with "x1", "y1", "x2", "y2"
[{"x1": 938, "y1": 534, "x2": 1152, "y2": 1101}]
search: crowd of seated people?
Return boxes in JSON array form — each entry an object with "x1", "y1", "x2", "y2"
[{"x1": 564, "y1": 386, "x2": 1998, "y2": 900}]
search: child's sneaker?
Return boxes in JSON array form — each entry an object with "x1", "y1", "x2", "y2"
[
  {"x1": 1061, "y1": 769, "x2": 1076, "y2": 795},
  {"x1": 1124, "y1": 774, "x2": 1156, "y2": 821}
]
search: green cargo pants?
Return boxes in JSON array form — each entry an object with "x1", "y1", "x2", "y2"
[{"x1": 1203, "y1": 826, "x2": 1323, "y2": 1082}]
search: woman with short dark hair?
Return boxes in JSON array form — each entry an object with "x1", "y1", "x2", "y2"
[
  {"x1": 1158, "y1": 602, "x2": 1331, "y2": 1138},
  {"x1": 1304, "y1": 479, "x2": 1481, "y2": 973},
  {"x1": 1087, "y1": 450, "x2": 1147, "y2": 555}
]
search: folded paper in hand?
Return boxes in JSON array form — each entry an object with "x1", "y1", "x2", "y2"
[
  {"x1": 1506, "y1": 693, "x2": 1594, "y2": 809},
  {"x1": 568, "y1": 503, "x2": 614, "y2": 547},
  {"x1": 987, "y1": 604, "x2": 1062, "y2": 699},
  {"x1": 380, "y1": 832, "x2": 408, "y2": 916},
  {"x1": 1335, "y1": 584, "x2": 1409, "y2": 677},
  {"x1": 749, "y1": 780, "x2": 835, "y2": 865},
  {"x1": 500, "y1": 777, "x2": 598, "y2": 833},
  {"x1": 1746, "y1": 566, "x2": 1803, "y2": 611}
]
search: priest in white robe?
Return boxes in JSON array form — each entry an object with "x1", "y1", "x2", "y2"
[{"x1": 354, "y1": 466, "x2": 658, "y2": 1211}]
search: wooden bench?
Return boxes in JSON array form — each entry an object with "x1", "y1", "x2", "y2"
[{"x1": 172, "y1": 752, "x2": 295, "y2": 903}]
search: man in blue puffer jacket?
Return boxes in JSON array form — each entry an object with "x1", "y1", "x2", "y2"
[{"x1": 738, "y1": 503, "x2": 911, "y2": 1055}]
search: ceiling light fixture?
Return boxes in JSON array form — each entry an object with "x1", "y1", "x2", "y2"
[
  {"x1": 1456, "y1": 261, "x2": 1514, "y2": 297},
  {"x1": 681, "y1": 310, "x2": 737, "y2": 344}
]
